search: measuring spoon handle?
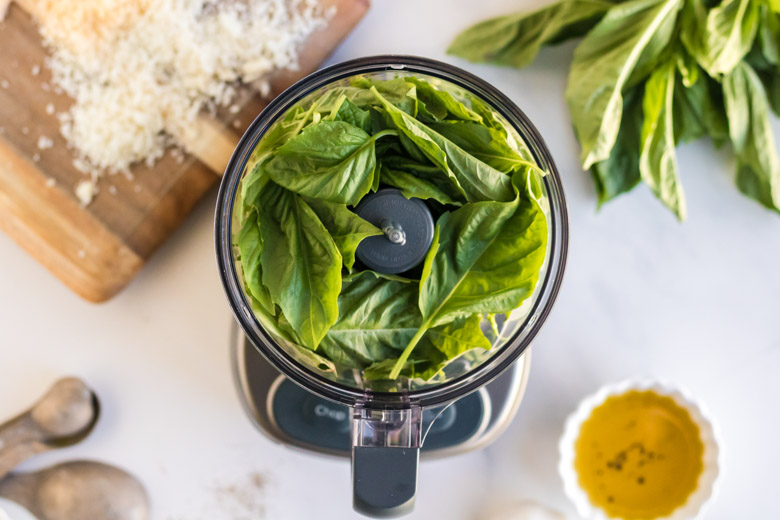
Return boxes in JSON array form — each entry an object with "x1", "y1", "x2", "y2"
[
  {"x1": 0, "y1": 471, "x2": 43, "y2": 519},
  {"x1": 0, "y1": 441, "x2": 50, "y2": 481},
  {"x1": 0, "y1": 414, "x2": 46, "y2": 480}
]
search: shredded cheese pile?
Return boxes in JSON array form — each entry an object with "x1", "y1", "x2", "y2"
[{"x1": 27, "y1": 0, "x2": 330, "y2": 199}]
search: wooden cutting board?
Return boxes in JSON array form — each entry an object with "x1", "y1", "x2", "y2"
[{"x1": 0, "y1": 0, "x2": 368, "y2": 302}]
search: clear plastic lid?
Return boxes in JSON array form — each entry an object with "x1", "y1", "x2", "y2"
[{"x1": 215, "y1": 56, "x2": 568, "y2": 409}]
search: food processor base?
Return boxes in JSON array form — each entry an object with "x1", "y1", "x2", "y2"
[{"x1": 230, "y1": 323, "x2": 532, "y2": 458}]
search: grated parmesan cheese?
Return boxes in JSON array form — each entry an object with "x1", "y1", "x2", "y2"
[
  {"x1": 37, "y1": 135, "x2": 54, "y2": 149},
  {"x1": 75, "y1": 179, "x2": 97, "y2": 206},
  {"x1": 27, "y1": 0, "x2": 332, "y2": 190}
]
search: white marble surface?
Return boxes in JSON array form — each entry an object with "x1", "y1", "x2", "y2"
[{"x1": 1, "y1": 1, "x2": 779, "y2": 518}]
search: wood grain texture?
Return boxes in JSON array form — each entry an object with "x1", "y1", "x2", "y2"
[{"x1": 0, "y1": 0, "x2": 369, "y2": 302}]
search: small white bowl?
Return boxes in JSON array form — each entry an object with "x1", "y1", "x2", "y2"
[{"x1": 558, "y1": 380, "x2": 722, "y2": 520}]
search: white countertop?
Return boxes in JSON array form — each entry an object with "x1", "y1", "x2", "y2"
[{"x1": 1, "y1": 1, "x2": 779, "y2": 518}]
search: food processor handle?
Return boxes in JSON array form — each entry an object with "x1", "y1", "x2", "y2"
[{"x1": 351, "y1": 406, "x2": 422, "y2": 518}]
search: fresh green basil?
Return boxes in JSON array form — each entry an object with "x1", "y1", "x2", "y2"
[
  {"x1": 265, "y1": 121, "x2": 396, "y2": 205},
  {"x1": 380, "y1": 164, "x2": 464, "y2": 206},
  {"x1": 673, "y1": 71, "x2": 730, "y2": 144},
  {"x1": 639, "y1": 62, "x2": 687, "y2": 220},
  {"x1": 255, "y1": 181, "x2": 343, "y2": 349},
  {"x1": 407, "y1": 77, "x2": 483, "y2": 123},
  {"x1": 427, "y1": 120, "x2": 540, "y2": 174},
  {"x1": 390, "y1": 170, "x2": 547, "y2": 378},
  {"x1": 567, "y1": 0, "x2": 683, "y2": 169},
  {"x1": 328, "y1": 95, "x2": 373, "y2": 133},
  {"x1": 427, "y1": 314, "x2": 492, "y2": 358},
  {"x1": 236, "y1": 209, "x2": 275, "y2": 316},
  {"x1": 448, "y1": 0, "x2": 617, "y2": 67},
  {"x1": 449, "y1": 0, "x2": 780, "y2": 218},
  {"x1": 304, "y1": 198, "x2": 382, "y2": 271},
  {"x1": 235, "y1": 76, "x2": 550, "y2": 382},
  {"x1": 723, "y1": 62, "x2": 780, "y2": 212},
  {"x1": 682, "y1": 0, "x2": 760, "y2": 76},
  {"x1": 372, "y1": 86, "x2": 516, "y2": 203},
  {"x1": 319, "y1": 271, "x2": 421, "y2": 367},
  {"x1": 590, "y1": 85, "x2": 644, "y2": 205}
]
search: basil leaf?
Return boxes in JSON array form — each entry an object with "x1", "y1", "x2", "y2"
[
  {"x1": 723, "y1": 62, "x2": 780, "y2": 212},
  {"x1": 681, "y1": 0, "x2": 760, "y2": 76},
  {"x1": 236, "y1": 209, "x2": 275, "y2": 316},
  {"x1": 313, "y1": 78, "x2": 418, "y2": 116},
  {"x1": 448, "y1": 0, "x2": 615, "y2": 67},
  {"x1": 590, "y1": 85, "x2": 644, "y2": 205},
  {"x1": 390, "y1": 171, "x2": 548, "y2": 378},
  {"x1": 265, "y1": 121, "x2": 396, "y2": 205},
  {"x1": 407, "y1": 77, "x2": 482, "y2": 122},
  {"x1": 319, "y1": 271, "x2": 421, "y2": 367},
  {"x1": 380, "y1": 164, "x2": 464, "y2": 206},
  {"x1": 673, "y1": 71, "x2": 730, "y2": 145},
  {"x1": 372, "y1": 86, "x2": 516, "y2": 203},
  {"x1": 756, "y1": 70, "x2": 780, "y2": 116},
  {"x1": 328, "y1": 95, "x2": 372, "y2": 133},
  {"x1": 427, "y1": 314, "x2": 491, "y2": 358},
  {"x1": 639, "y1": 62, "x2": 687, "y2": 220},
  {"x1": 304, "y1": 198, "x2": 382, "y2": 271},
  {"x1": 240, "y1": 103, "x2": 320, "y2": 210},
  {"x1": 676, "y1": 49, "x2": 700, "y2": 87},
  {"x1": 757, "y1": 7, "x2": 780, "y2": 65},
  {"x1": 427, "y1": 120, "x2": 540, "y2": 174},
  {"x1": 566, "y1": 0, "x2": 683, "y2": 169},
  {"x1": 468, "y1": 95, "x2": 536, "y2": 162},
  {"x1": 256, "y1": 182, "x2": 342, "y2": 349}
]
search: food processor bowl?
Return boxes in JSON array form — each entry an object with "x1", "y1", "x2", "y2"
[{"x1": 216, "y1": 56, "x2": 568, "y2": 517}]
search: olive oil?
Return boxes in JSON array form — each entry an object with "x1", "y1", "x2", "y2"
[{"x1": 574, "y1": 390, "x2": 703, "y2": 519}]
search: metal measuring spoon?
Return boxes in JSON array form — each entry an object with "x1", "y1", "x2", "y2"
[
  {"x1": 0, "y1": 378, "x2": 99, "y2": 479},
  {"x1": 0, "y1": 460, "x2": 149, "y2": 520}
]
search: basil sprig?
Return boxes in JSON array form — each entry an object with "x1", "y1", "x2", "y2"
[{"x1": 450, "y1": 0, "x2": 780, "y2": 218}]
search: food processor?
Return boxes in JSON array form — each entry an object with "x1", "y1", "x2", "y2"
[{"x1": 216, "y1": 56, "x2": 568, "y2": 517}]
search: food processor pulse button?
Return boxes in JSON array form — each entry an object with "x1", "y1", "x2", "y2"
[{"x1": 354, "y1": 189, "x2": 434, "y2": 275}]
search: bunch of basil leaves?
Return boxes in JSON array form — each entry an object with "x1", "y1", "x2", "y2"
[
  {"x1": 449, "y1": 0, "x2": 780, "y2": 219},
  {"x1": 236, "y1": 76, "x2": 549, "y2": 381}
]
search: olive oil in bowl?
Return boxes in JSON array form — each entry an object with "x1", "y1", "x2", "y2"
[
  {"x1": 574, "y1": 391, "x2": 703, "y2": 519},
  {"x1": 559, "y1": 381, "x2": 721, "y2": 520}
]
